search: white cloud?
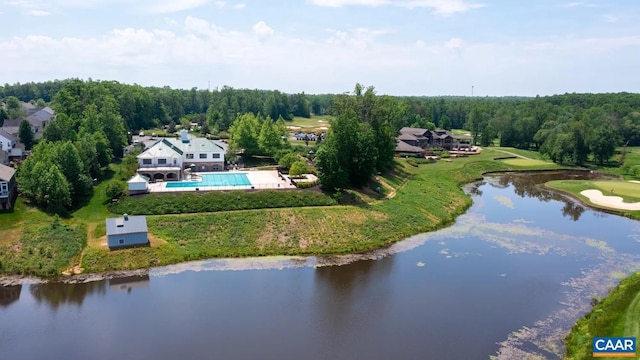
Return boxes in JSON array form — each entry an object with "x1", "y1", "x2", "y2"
[
  {"x1": 0, "y1": 17, "x2": 639, "y2": 96},
  {"x1": 28, "y1": 9, "x2": 50, "y2": 15},
  {"x1": 311, "y1": 0, "x2": 483, "y2": 15},
  {"x1": 311, "y1": 0, "x2": 389, "y2": 7},
  {"x1": 214, "y1": 1, "x2": 225, "y2": 7},
  {"x1": 560, "y1": 2, "x2": 597, "y2": 8},
  {"x1": 602, "y1": 14, "x2": 620, "y2": 23},
  {"x1": 234, "y1": 3, "x2": 246, "y2": 9},
  {"x1": 150, "y1": 0, "x2": 210, "y2": 13},
  {"x1": 253, "y1": 21, "x2": 274, "y2": 37},
  {"x1": 444, "y1": 37, "x2": 463, "y2": 49},
  {"x1": 399, "y1": 0, "x2": 484, "y2": 15}
]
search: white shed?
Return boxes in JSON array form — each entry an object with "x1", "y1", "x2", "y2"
[{"x1": 128, "y1": 174, "x2": 149, "y2": 192}]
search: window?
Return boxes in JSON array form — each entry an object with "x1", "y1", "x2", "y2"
[
  {"x1": 199, "y1": 153, "x2": 207, "y2": 159},
  {"x1": 1, "y1": 183, "x2": 7, "y2": 192},
  {"x1": 186, "y1": 153, "x2": 194, "y2": 159},
  {"x1": 158, "y1": 159, "x2": 167, "y2": 165},
  {"x1": 142, "y1": 159, "x2": 152, "y2": 165},
  {"x1": 119, "y1": 239, "x2": 124, "y2": 244},
  {"x1": 212, "y1": 153, "x2": 220, "y2": 159}
]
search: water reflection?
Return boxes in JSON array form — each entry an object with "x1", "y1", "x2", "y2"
[
  {"x1": 490, "y1": 171, "x2": 615, "y2": 221},
  {"x1": 109, "y1": 275, "x2": 150, "y2": 293},
  {"x1": 313, "y1": 258, "x2": 394, "y2": 330},
  {"x1": 29, "y1": 273, "x2": 150, "y2": 309},
  {"x1": 0, "y1": 284, "x2": 21, "y2": 307},
  {"x1": 30, "y1": 281, "x2": 107, "y2": 309}
]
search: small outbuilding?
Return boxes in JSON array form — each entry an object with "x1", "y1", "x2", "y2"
[
  {"x1": 127, "y1": 174, "x2": 149, "y2": 193},
  {"x1": 106, "y1": 214, "x2": 149, "y2": 249}
]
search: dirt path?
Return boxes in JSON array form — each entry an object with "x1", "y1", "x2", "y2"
[{"x1": 374, "y1": 176, "x2": 397, "y2": 200}]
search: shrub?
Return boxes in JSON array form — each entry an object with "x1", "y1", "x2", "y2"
[
  {"x1": 105, "y1": 180, "x2": 126, "y2": 200},
  {"x1": 289, "y1": 161, "x2": 310, "y2": 176},
  {"x1": 278, "y1": 152, "x2": 302, "y2": 171}
]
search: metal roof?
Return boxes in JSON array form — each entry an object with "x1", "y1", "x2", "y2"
[
  {"x1": 106, "y1": 215, "x2": 148, "y2": 236},
  {"x1": 0, "y1": 164, "x2": 16, "y2": 182}
]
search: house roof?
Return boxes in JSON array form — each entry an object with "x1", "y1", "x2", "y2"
[
  {"x1": 106, "y1": 215, "x2": 148, "y2": 236},
  {"x1": 128, "y1": 174, "x2": 149, "y2": 184},
  {"x1": 399, "y1": 127, "x2": 430, "y2": 137},
  {"x1": 397, "y1": 133, "x2": 419, "y2": 141},
  {"x1": 0, "y1": 128, "x2": 18, "y2": 143},
  {"x1": 0, "y1": 164, "x2": 16, "y2": 181},
  {"x1": 395, "y1": 141, "x2": 426, "y2": 154},
  {"x1": 138, "y1": 139, "x2": 184, "y2": 159},
  {"x1": 1, "y1": 126, "x2": 18, "y2": 136},
  {"x1": 26, "y1": 107, "x2": 54, "y2": 127},
  {"x1": 138, "y1": 137, "x2": 225, "y2": 159},
  {"x1": 180, "y1": 137, "x2": 226, "y2": 153}
]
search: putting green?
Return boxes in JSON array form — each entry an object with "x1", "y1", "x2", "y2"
[
  {"x1": 590, "y1": 181, "x2": 640, "y2": 201},
  {"x1": 501, "y1": 158, "x2": 553, "y2": 167}
]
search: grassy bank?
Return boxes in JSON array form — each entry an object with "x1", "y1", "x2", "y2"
[
  {"x1": 110, "y1": 190, "x2": 337, "y2": 215},
  {"x1": 0, "y1": 148, "x2": 562, "y2": 276},
  {"x1": 80, "y1": 149, "x2": 561, "y2": 272},
  {"x1": 546, "y1": 180, "x2": 640, "y2": 220},
  {"x1": 565, "y1": 273, "x2": 640, "y2": 360}
]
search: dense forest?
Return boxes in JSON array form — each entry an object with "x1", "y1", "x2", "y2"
[{"x1": 2, "y1": 79, "x2": 640, "y2": 208}]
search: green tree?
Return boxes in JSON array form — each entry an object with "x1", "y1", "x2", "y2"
[
  {"x1": 588, "y1": 125, "x2": 619, "y2": 165},
  {"x1": 278, "y1": 152, "x2": 302, "y2": 170},
  {"x1": 105, "y1": 180, "x2": 126, "y2": 199},
  {"x1": 167, "y1": 120, "x2": 177, "y2": 134},
  {"x1": 289, "y1": 161, "x2": 310, "y2": 176},
  {"x1": 258, "y1": 117, "x2": 282, "y2": 156},
  {"x1": 18, "y1": 119, "x2": 34, "y2": 150},
  {"x1": 228, "y1": 113, "x2": 261, "y2": 156}
]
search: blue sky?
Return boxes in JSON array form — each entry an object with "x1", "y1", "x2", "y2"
[{"x1": 1, "y1": 0, "x2": 639, "y2": 96}]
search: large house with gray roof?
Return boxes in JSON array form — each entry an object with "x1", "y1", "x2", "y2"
[
  {"x1": 395, "y1": 127, "x2": 472, "y2": 155},
  {"x1": 137, "y1": 130, "x2": 226, "y2": 181}
]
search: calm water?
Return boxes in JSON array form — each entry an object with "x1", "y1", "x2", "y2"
[
  {"x1": 2, "y1": 171, "x2": 639, "y2": 359},
  {"x1": 165, "y1": 173, "x2": 251, "y2": 188}
]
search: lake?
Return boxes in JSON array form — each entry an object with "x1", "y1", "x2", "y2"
[{"x1": 1, "y1": 171, "x2": 639, "y2": 359}]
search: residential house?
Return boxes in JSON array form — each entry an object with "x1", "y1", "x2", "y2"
[
  {"x1": 0, "y1": 128, "x2": 23, "y2": 160},
  {"x1": 396, "y1": 127, "x2": 470, "y2": 154},
  {"x1": 137, "y1": 130, "x2": 226, "y2": 181},
  {"x1": 21, "y1": 102, "x2": 37, "y2": 115},
  {"x1": 0, "y1": 163, "x2": 17, "y2": 210},
  {"x1": 2, "y1": 106, "x2": 55, "y2": 141},
  {"x1": 106, "y1": 214, "x2": 149, "y2": 249}
]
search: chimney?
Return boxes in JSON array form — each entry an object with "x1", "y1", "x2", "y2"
[{"x1": 124, "y1": 213, "x2": 129, "y2": 221}]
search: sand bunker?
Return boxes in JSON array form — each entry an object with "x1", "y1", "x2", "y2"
[{"x1": 580, "y1": 189, "x2": 640, "y2": 210}]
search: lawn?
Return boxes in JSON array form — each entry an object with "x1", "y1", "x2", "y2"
[
  {"x1": 565, "y1": 273, "x2": 640, "y2": 360},
  {"x1": 547, "y1": 180, "x2": 640, "y2": 216},
  {"x1": 287, "y1": 116, "x2": 332, "y2": 131},
  {"x1": 500, "y1": 158, "x2": 556, "y2": 167}
]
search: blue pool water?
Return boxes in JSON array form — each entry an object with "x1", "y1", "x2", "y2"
[{"x1": 165, "y1": 173, "x2": 252, "y2": 188}]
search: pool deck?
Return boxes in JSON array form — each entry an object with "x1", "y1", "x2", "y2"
[{"x1": 147, "y1": 170, "x2": 299, "y2": 193}]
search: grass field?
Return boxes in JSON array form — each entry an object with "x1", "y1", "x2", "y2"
[
  {"x1": 500, "y1": 158, "x2": 556, "y2": 167},
  {"x1": 547, "y1": 180, "x2": 640, "y2": 219},
  {"x1": 565, "y1": 273, "x2": 640, "y2": 360},
  {"x1": 287, "y1": 116, "x2": 332, "y2": 131}
]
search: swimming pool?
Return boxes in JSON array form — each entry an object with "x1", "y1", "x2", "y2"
[{"x1": 165, "y1": 173, "x2": 252, "y2": 188}]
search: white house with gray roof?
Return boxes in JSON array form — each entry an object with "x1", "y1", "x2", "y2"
[
  {"x1": 137, "y1": 130, "x2": 226, "y2": 181},
  {"x1": 106, "y1": 214, "x2": 149, "y2": 249}
]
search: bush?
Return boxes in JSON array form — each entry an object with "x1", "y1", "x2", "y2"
[
  {"x1": 289, "y1": 161, "x2": 310, "y2": 176},
  {"x1": 109, "y1": 190, "x2": 337, "y2": 215},
  {"x1": 278, "y1": 152, "x2": 302, "y2": 171},
  {"x1": 105, "y1": 180, "x2": 126, "y2": 200}
]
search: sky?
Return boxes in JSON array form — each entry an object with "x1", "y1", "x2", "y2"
[{"x1": 0, "y1": 0, "x2": 639, "y2": 96}]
